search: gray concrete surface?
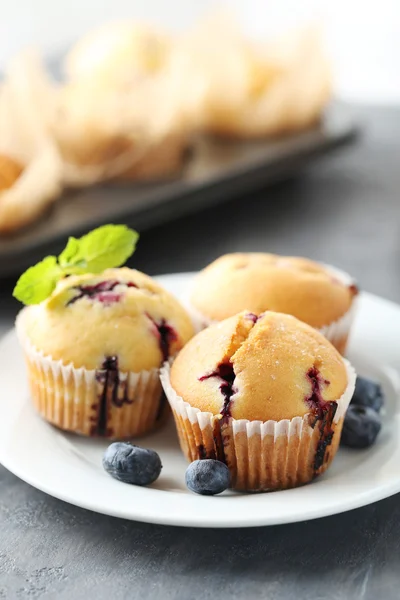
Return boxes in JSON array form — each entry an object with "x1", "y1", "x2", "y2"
[{"x1": 1, "y1": 105, "x2": 400, "y2": 599}]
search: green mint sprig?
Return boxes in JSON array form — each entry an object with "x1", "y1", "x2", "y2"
[{"x1": 13, "y1": 224, "x2": 139, "y2": 305}]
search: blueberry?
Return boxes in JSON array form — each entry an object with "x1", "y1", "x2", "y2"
[
  {"x1": 351, "y1": 376, "x2": 384, "y2": 412},
  {"x1": 103, "y1": 442, "x2": 162, "y2": 485},
  {"x1": 341, "y1": 405, "x2": 382, "y2": 449},
  {"x1": 185, "y1": 459, "x2": 230, "y2": 495}
]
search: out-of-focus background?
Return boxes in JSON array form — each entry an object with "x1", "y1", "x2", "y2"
[
  {"x1": 0, "y1": 0, "x2": 399, "y2": 280},
  {"x1": 1, "y1": 0, "x2": 399, "y2": 103}
]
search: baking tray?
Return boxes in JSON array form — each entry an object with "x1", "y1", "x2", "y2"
[{"x1": 0, "y1": 103, "x2": 358, "y2": 276}]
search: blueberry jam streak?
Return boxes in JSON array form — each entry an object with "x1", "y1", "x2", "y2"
[
  {"x1": 245, "y1": 312, "x2": 259, "y2": 324},
  {"x1": 305, "y1": 366, "x2": 337, "y2": 473},
  {"x1": 197, "y1": 444, "x2": 207, "y2": 460},
  {"x1": 305, "y1": 367, "x2": 331, "y2": 420},
  {"x1": 67, "y1": 280, "x2": 138, "y2": 306},
  {"x1": 349, "y1": 283, "x2": 359, "y2": 296},
  {"x1": 195, "y1": 442, "x2": 218, "y2": 461},
  {"x1": 313, "y1": 402, "x2": 337, "y2": 472},
  {"x1": 146, "y1": 313, "x2": 178, "y2": 363},
  {"x1": 330, "y1": 278, "x2": 359, "y2": 297},
  {"x1": 199, "y1": 361, "x2": 236, "y2": 423},
  {"x1": 92, "y1": 355, "x2": 132, "y2": 436},
  {"x1": 212, "y1": 422, "x2": 226, "y2": 463}
]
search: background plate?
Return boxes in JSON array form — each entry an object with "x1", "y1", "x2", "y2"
[{"x1": 0, "y1": 272, "x2": 398, "y2": 529}]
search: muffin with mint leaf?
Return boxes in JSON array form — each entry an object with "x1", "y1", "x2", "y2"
[{"x1": 14, "y1": 224, "x2": 194, "y2": 438}]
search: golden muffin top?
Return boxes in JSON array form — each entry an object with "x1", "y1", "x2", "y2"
[
  {"x1": 18, "y1": 267, "x2": 194, "y2": 372},
  {"x1": 170, "y1": 311, "x2": 348, "y2": 422},
  {"x1": 190, "y1": 253, "x2": 357, "y2": 328}
]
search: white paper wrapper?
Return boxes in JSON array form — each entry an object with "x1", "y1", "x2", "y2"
[
  {"x1": 184, "y1": 263, "x2": 359, "y2": 354},
  {"x1": 16, "y1": 315, "x2": 165, "y2": 438},
  {"x1": 160, "y1": 359, "x2": 356, "y2": 491}
]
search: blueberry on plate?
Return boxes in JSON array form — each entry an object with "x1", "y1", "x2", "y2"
[
  {"x1": 351, "y1": 376, "x2": 384, "y2": 413},
  {"x1": 341, "y1": 405, "x2": 382, "y2": 449},
  {"x1": 185, "y1": 459, "x2": 230, "y2": 495},
  {"x1": 103, "y1": 442, "x2": 162, "y2": 486}
]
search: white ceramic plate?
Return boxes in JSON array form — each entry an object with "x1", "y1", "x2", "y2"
[{"x1": 1, "y1": 272, "x2": 400, "y2": 528}]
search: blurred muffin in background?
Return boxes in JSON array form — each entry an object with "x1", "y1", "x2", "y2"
[
  {"x1": 54, "y1": 21, "x2": 205, "y2": 186},
  {"x1": 0, "y1": 52, "x2": 62, "y2": 234},
  {"x1": 0, "y1": 12, "x2": 333, "y2": 234},
  {"x1": 52, "y1": 71, "x2": 196, "y2": 186},
  {"x1": 64, "y1": 21, "x2": 172, "y2": 89},
  {"x1": 51, "y1": 80, "x2": 145, "y2": 185},
  {"x1": 112, "y1": 62, "x2": 201, "y2": 182},
  {"x1": 176, "y1": 15, "x2": 332, "y2": 138}
]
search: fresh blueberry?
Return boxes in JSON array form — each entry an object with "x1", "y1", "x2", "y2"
[
  {"x1": 341, "y1": 405, "x2": 382, "y2": 449},
  {"x1": 103, "y1": 442, "x2": 162, "y2": 485},
  {"x1": 351, "y1": 376, "x2": 384, "y2": 412},
  {"x1": 185, "y1": 459, "x2": 230, "y2": 495}
]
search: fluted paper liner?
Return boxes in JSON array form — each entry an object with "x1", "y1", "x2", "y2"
[
  {"x1": 160, "y1": 360, "x2": 356, "y2": 491},
  {"x1": 185, "y1": 264, "x2": 359, "y2": 355},
  {"x1": 16, "y1": 314, "x2": 166, "y2": 439}
]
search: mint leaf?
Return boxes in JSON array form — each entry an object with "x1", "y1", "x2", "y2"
[
  {"x1": 73, "y1": 224, "x2": 139, "y2": 273},
  {"x1": 13, "y1": 256, "x2": 62, "y2": 305},
  {"x1": 58, "y1": 236, "x2": 81, "y2": 269},
  {"x1": 13, "y1": 224, "x2": 140, "y2": 305}
]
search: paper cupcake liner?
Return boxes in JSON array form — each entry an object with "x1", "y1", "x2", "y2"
[
  {"x1": 317, "y1": 296, "x2": 358, "y2": 355},
  {"x1": 318, "y1": 263, "x2": 359, "y2": 354},
  {"x1": 184, "y1": 263, "x2": 359, "y2": 355},
  {"x1": 16, "y1": 316, "x2": 166, "y2": 439},
  {"x1": 160, "y1": 360, "x2": 356, "y2": 491}
]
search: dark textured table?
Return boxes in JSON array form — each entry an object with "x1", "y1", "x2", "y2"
[{"x1": 1, "y1": 105, "x2": 400, "y2": 599}]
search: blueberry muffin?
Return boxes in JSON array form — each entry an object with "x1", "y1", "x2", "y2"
[
  {"x1": 189, "y1": 253, "x2": 358, "y2": 354},
  {"x1": 16, "y1": 268, "x2": 194, "y2": 438},
  {"x1": 161, "y1": 311, "x2": 355, "y2": 491}
]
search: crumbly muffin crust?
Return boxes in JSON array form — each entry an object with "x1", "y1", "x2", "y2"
[
  {"x1": 170, "y1": 310, "x2": 348, "y2": 422},
  {"x1": 190, "y1": 253, "x2": 356, "y2": 328},
  {"x1": 21, "y1": 267, "x2": 194, "y2": 372}
]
